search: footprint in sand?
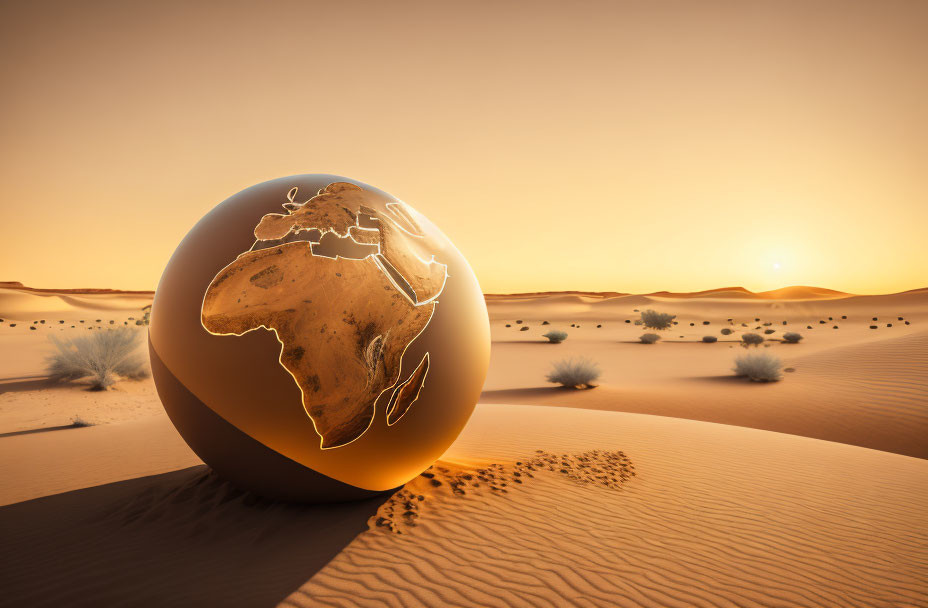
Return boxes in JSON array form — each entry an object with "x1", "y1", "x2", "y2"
[{"x1": 373, "y1": 450, "x2": 636, "y2": 534}]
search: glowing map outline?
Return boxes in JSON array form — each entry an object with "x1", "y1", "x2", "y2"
[{"x1": 200, "y1": 182, "x2": 446, "y2": 449}]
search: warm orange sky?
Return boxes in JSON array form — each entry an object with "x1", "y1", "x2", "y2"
[{"x1": 1, "y1": 1, "x2": 925, "y2": 294}]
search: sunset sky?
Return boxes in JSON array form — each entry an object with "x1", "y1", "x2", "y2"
[{"x1": 1, "y1": 0, "x2": 925, "y2": 294}]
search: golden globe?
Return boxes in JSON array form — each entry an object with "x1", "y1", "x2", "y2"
[{"x1": 150, "y1": 175, "x2": 490, "y2": 502}]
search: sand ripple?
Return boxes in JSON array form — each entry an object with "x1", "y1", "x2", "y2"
[{"x1": 283, "y1": 405, "x2": 928, "y2": 608}]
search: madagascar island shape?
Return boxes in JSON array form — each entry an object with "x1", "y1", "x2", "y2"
[{"x1": 201, "y1": 182, "x2": 447, "y2": 449}]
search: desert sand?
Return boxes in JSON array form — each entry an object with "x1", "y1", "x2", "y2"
[{"x1": 1, "y1": 283, "x2": 927, "y2": 606}]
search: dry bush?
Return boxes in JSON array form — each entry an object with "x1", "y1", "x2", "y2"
[
  {"x1": 702, "y1": 335, "x2": 718, "y2": 343},
  {"x1": 741, "y1": 333, "x2": 764, "y2": 347},
  {"x1": 782, "y1": 332, "x2": 803, "y2": 343},
  {"x1": 640, "y1": 309, "x2": 676, "y2": 330},
  {"x1": 546, "y1": 357, "x2": 600, "y2": 389},
  {"x1": 734, "y1": 352, "x2": 783, "y2": 382},
  {"x1": 720, "y1": 328, "x2": 733, "y2": 335},
  {"x1": 46, "y1": 327, "x2": 149, "y2": 390},
  {"x1": 639, "y1": 333, "x2": 661, "y2": 344},
  {"x1": 543, "y1": 330, "x2": 568, "y2": 344}
]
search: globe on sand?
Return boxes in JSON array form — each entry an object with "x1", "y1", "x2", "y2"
[{"x1": 149, "y1": 175, "x2": 490, "y2": 502}]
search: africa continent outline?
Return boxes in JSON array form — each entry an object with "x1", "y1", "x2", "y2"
[{"x1": 200, "y1": 182, "x2": 447, "y2": 449}]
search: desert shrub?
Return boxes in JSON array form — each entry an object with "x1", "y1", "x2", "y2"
[
  {"x1": 542, "y1": 320, "x2": 550, "y2": 325},
  {"x1": 639, "y1": 333, "x2": 661, "y2": 344},
  {"x1": 543, "y1": 330, "x2": 568, "y2": 344},
  {"x1": 71, "y1": 416, "x2": 93, "y2": 428},
  {"x1": 782, "y1": 332, "x2": 802, "y2": 343},
  {"x1": 546, "y1": 357, "x2": 600, "y2": 389},
  {"x1": 46, "y1": 327, "x2": 149, "y2": 390},
  {"x1": 596, "y1": 324, "x2": 602, "y2": 328},
  {"x1": 516, "y1": 320, "x2": 523, "y2": 324},
  {"x1": 702, "y1": 336, "x2": 718, "y2": 343},
  {"x1": 505, "y1": 324, "x2": 511, "y2": 327},
  {"x1": 869, "y1": 325, "x2": 878, "y2": 329},
  {"x1": 634, "y1": 320, "x2": 643, "y2": 325},
  {"x1": 733, "y1": 352, "x2": 783, "y2": 382},
  {"x1": 741, "y1": 333, "x2": 764, "y2": 347},
  {"x1": 764, "y1": 329, "x2": 775, "y2": 335},
  {"x1": 520, "y1": 326, "x2": 529, "y2": 331},
  {"x1": 720, "y1": 328, "x2": 733, "y2": 335},
  {"x1": 689, "y1": 322, "x2": 695, "y2": 326},
  {"x1": 703, "y1": 321, "x2": 710, "y2": 325},
  {"x1": 640, "y1": 309, "x2": 675, "y2": 330}
]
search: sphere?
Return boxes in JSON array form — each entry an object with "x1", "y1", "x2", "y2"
[{"x1": 150, "y1": 175, "x2": 490, "y2": 502}]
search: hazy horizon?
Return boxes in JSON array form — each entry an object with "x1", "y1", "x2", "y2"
[
  {"x1": 1, "y1": 0, "x2": 926, "y2": 294},
  {"x1": 2, "y1": 277, "x2": 924, "y2": 297}
]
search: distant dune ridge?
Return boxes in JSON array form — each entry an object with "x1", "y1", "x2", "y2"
[
  {"x1": 5, "y1": 280, "x2": 926, "y2": 300},
  {"x1": 1, "y1": 281, "x2": 927, "y2": 606},
  {"x1": 485, "y1": 285, "x2": 858, "y2": 300},
  {"x1": 0, "y1": 281, "x2": 154, "y2": 295}
]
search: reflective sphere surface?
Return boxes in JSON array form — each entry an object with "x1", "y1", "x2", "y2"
[{"x1": 150, "y1": 175, "x2": 490, "y2": 501}]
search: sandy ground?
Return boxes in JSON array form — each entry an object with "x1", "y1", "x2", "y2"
[
  {"x1": 1, "y1": 284, "x2": 927, "y2": 606},
  {"x1": 482, "y1": 288, "x2": 928, "y2": 459}
]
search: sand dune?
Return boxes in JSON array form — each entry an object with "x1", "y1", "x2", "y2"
[
  {"x1": 2, "y1": 284, "x2": 926, "y2": 606},
  {"x1": 0, "y1": 285, "x2": 152, "y2": 315},
  {"x1": 481, "y1": 330, "x2": 928, "y2": 459},
  {"x1": 485, "y1": 285, "x2": 855, "y2": 302},
  {"x1": 482, "y1": 290, "x2": 928, "y2": 458},
  {"x1": 0, "y1": 285, "x2": 153, "y2": 385},
  {"x1": 0, "y1": 462, "x2": 390, "y2": 607},
  {"x1": 290, "y1": 405, "x2": 928, "y2": 607},
  {"x1": 2, "y1": 406, "x2": 925, "y2": 607}
]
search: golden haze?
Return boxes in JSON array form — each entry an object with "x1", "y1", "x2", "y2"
[{"x1": 0, "y1": 0, "x2": 925, "y2": 294}]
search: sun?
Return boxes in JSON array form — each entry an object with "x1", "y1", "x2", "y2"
[{"x1": 773, "y1": 262, "x2": 781, "y2": 270}]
